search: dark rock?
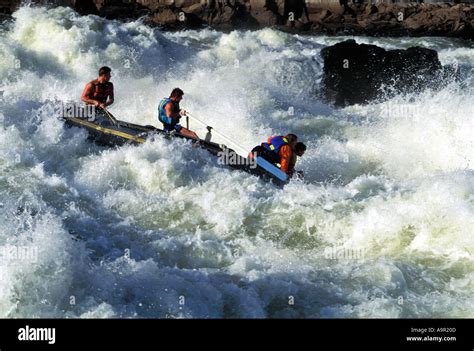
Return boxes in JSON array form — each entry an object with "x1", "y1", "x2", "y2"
[
  {"x1": 183, "y1": 3, "x2": 204, "y2": 15},
  {"x1": 283, "y1": 0, "x2": 310, "y2": 26},
  {"x1": 147, "y1": 7, "x2": 180, "y2": 27},
  {"x1": 98, "y1": 0, "x2": 149, "y2": 20},
  {"x1": 74, "y1": 0, "x2": 99, "y2": 16},
  {"x1": 0, "y1": 6, "x2": 11, "y2": 14},
  {"x1": 249, "y1": 0, "x2": 282, "y2": 26},
  {"x1": 320, "y1": 39, "x2": 455, "y2": 107},
  {"x1": 135, "y1": 0, "x2": 162, "y2": 12},
  {"x1": 318, "y1": 9, "x2": 331, "y2": 21},
  {"x1": 1, "y1": 0, "x2": 473, "y2": 38},
  {"x1": 250, "y1": 9, "x2": 279, "y2": 27},
  {"x1": 230, "y1": 2, "x2": 260, "y2": 29},
  {"x1": 0, "y1": 0, "x2": 20, "y2": 13},
  {"x1": 204, "y1": 1, "x2": 259, "y2": 30},
  {"x1": 146, "y1": 5, "x2": 203, "y2": 29},
  {"x1": 364, "y1": 4, "x2": 378, "y2": 16}
]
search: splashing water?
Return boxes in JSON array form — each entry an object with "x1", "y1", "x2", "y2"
[{"x1": 0, "y1": 6, "x2": 473, "y2": 318}]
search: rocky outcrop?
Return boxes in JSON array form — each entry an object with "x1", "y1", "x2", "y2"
[
  {"x1": 309, "y1": 2, "x2": 474, "y2": 39},
  {"x1": 0, "y1": 0, "x2": 17, "y2": 14},
  {"x1": 1, "y1": 1, "x2": 473, "y2": 38},
  {"x1": 320, "y1": 39, "x2": 458, "y2": 106}
]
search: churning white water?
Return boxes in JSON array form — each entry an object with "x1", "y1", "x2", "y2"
[{"x1": 0, "y1": 5, "x2": 473, "y2": 318}]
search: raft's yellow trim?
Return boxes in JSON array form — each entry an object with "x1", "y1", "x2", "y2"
[{"x1": 66, "y1": 117, "x2": 146, "y2": 143}]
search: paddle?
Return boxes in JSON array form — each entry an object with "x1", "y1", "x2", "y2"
[
  {"x1": 100, "y1": 106, "x2": 118, "y2": 126},
  {"x1": 185, "y1": 112, "x2": 249, "y2": 156}
]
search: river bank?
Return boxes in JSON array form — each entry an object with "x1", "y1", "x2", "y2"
[{"x1": 1, "y1": 1, "x2": 473, "y2": 39}]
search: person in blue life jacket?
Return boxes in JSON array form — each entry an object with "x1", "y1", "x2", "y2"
[
  {"x1": 158, "y1": 88, "x2": 198, "y2": 139},
  {"x1": 250, "y1": 134, "x2": 304, "y2": 177}
]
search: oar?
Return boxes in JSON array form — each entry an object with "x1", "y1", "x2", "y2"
[
  {"x1": 101, "y1": 107, "x2": 118, "y2": 126},
  {"x1": 185, "y1": 112, "x2": 249, "y2": 156}
]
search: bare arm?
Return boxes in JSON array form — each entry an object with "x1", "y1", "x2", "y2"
[
  {"x1": 106, "y1": 84, "x2": 114, "y2": 107},
  {"x1": 81, "y1": 82, "x2": 99, "y2": 106},
  {"x1": 165, "y1": 102, "x2": 180, "y2": 119},
  {"x1": 288, "y1": 152, "x2": 298, "y2": 177},
  {"x1": 279, "y1": 145, "x2": 293, "y2": 175}
]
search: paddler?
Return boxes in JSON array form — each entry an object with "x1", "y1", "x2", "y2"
[
  {"x1": 157, "y1": 88, "x2": 198, "y2": 139},
  {"x1": 251, "y1": 134, "x2": 305, "y2": 177},
  {"x1": 81, "y1": 66, "x2": 114, "y2": 109}
]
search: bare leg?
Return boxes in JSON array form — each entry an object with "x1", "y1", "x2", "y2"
[{"x1": 179, "y1": 127, "x2": 199, "y2": 139}]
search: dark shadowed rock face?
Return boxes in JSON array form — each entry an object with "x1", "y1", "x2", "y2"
[
  {"x1": 1, "y1": 1, "x2": 473, "y2": 38},
  {"x1": 320, "y1": 39, "x2": 456, "y2": 107}
]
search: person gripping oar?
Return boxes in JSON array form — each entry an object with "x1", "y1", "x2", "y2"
[
  {"x1": 80, "y1": 66, "x2": 116, "y2": 125},
  {"x1": 157, "y1": 88, "x2": 198, "y2": 139}
]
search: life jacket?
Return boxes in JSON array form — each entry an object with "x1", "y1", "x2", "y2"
[
  {"x1": 158, "y1": 98, "x2": 180, "y2": 126},
  {"x1": 91, "y1": 81, "x2": 113, "y2": 103},
  {"x1": 263, "y1": 136, "x2": 289, "y2": 155}
]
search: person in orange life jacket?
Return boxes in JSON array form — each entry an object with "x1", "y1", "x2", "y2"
[
  {"x1": 250, "y1": 134, "x2": 299, "y2": 175},
  {"x1": 157, "y1": 88, "x2": 198, "y2": 139},
  {"x1": 81, "y1": 66, "x2": 114, "y2": 109}
]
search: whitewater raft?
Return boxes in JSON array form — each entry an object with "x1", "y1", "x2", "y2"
[{"x1": 63, "y1": 115, "x2": 289, "y2": 186}]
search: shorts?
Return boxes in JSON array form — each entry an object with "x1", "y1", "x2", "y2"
[
  {"x1": 162, "y1": 123, "x2": 182, "y2": 133},
  {"x1": 251, "y1": 145, "x2": 280, "y2": 165}
]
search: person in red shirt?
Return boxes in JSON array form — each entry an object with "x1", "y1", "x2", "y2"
[
  {"x1": 268, "y1": 134, "x2": 296, "y2": 174},
  {"x1": 81, "y1": 66, "x2": 114, "y2": 109}
]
